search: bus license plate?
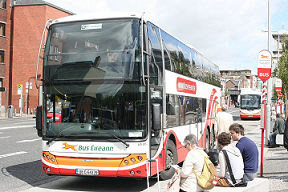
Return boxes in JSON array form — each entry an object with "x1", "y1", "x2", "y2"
[{"x1": 76, "y1": 169, "x2": 99, "y2": 176}]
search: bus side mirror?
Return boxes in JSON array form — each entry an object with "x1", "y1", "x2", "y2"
[
  {"x1": 152, "y1": 103, "x2": 161, "y2": 134},
  {"x1": 36, "y1": 105, "x2": 43, "y2": 137}
]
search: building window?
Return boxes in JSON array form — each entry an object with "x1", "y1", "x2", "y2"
[
  {"x1": 0, "y1": 23, "x2": 5, "y2": 36},
  {"x1": 54, "y1": 46, "x2": 59, "y2": 61},
  {"x1": 0, "y1": 0, "x2": 6, "y2": 9},
  {"x1": 0, "y1": 50, "x2": 3, "y2": 63}
]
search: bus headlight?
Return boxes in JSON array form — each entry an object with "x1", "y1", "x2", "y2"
[
  {"x1": 42, "y1": 151, "x2": 58, "y2": 165},
  {"x1": 120, "y1": 154, "x2": 146, "y2": 167}
]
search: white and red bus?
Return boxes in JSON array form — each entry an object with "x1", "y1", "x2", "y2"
[
  {"x1": 35, "y1": 12, "x2": 221, "y2": 180},
  {"x1": 239, "y1": 88, "x2": 261, "y2": 119}
]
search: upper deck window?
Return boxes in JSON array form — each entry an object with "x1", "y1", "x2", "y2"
[{"x1": 45, "y1": 19, "x2": 141, "y2": 81}]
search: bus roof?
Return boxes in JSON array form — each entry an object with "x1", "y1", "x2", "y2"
[
  {"x1": 51, "y1": 11, "x2": 219, "y2": 70},
  {"x1": 52, "y1": 12, "x2": 153, "y2": 25}
]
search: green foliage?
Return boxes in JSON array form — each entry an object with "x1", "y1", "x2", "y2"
[{"x1": 272, "y1": 35, "x2": 288, "y2": 101}]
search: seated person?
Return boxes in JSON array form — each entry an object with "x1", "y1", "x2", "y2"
[
  {"x1": 217, "y1": 132, "x2": 244, "y2": 187},
  {"x1": 269, "y1": 113, "x2": 285, "y2": 148}
]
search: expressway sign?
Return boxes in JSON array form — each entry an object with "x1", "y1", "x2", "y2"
[
  {"x1": 257, "y1": 49, "x2": 272, "y2": 82},
  {"x1": 275, "y1": 78, "x2": 282, "y2": 93}
]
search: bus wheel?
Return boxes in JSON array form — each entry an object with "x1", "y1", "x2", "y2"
[
  {"x1": 205, "y1": 129, "x2": 210, "y2": 152},
  {"x1": 160, "y1": 140, "x2": 178, "y2": 180}
]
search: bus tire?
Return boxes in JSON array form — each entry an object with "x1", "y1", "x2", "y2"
[{"x1": 160, "y1": 140, "x2": 178, "y2": 180}]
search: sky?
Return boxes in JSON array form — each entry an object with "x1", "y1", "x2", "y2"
[{"x1": 46, "y1": 0, "x2": 288, "y2": 75}]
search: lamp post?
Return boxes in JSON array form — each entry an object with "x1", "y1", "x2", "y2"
[
  {"x1": 259, "y1": 0, "x2": 272, "y2": 146},
  {"x1": 261, "y1": 30, "x2": 280, "y2": 68},
  {"x1": 261, "y1": 29, "x2": 281, "y2": 145}
]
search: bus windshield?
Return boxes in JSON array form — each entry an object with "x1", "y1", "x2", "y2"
[
  {"x1": 240, "y1": 94, "x2": 261, "y2": 109},
  {"x1": 43, "y1": 19, "x2": 147, "y2": 140}
]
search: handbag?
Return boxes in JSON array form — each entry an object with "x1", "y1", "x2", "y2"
[
  {"x1": 222, "y1": 150, "x2": 247, "y2": 187},
  {"x1": 216, "y1": 177, "x2": 232, "y2": 187},
  {"x1": 167, "y1": 173, "x2": 180, "y2": 192}
]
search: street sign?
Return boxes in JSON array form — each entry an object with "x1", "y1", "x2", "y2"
[
  {"x1": 257, "y1": 49, "x2": 272, "y2": 82},
  {"x1": 0, "y1": 87, "x2": 6, "y2": 92},
  {"x1": 17, "y1": 84, "x2": 22, "y2": 95},
  {"x1": 275, "y1": 78, "x2": 282, "y2": 93}
]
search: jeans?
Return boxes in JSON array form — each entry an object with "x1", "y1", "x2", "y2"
[
  {"x1": 244, "y1": 172, "x2": 257, "y2": 181},
  {"x1": 269, "y1": 133, "x2": 277, "y2": 146}
]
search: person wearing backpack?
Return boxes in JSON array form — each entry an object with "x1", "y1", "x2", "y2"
[
  {"x1": 175, "y1": 134, "x2": 206, "y2": 192},
  {"x1": 216, "y1": 132, "x2": 244, "y2": 187}
]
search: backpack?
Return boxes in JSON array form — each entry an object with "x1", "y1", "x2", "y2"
[{"x1": 192, "y1": 150, "x2": 218, "y2": 190}]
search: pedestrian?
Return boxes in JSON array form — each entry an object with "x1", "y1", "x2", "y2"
[
  {"x1": 284, "y1": 117, "x2": 288, "y2": 151},
  {"x1": 269, "y1": 113, "x2": 285, "y2": 148},
  {"x1": 175, "y1": 134, "x2": 206, "y2": 192},
  {"x1": 216, "y1": 132, "x2": 244, "y2": 187},
  {"x1": 229, "y1": 123, "x2": 259, "y2": 181},
  {"x1": 215, "y1": 105, "x2": 233, "y2": 136}
]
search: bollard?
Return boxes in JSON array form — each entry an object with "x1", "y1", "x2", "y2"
[{"x1": 8, "y1": 105, "x2": 14, "y2": 118}]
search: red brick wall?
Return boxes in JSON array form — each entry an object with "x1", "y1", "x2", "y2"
[
  {"x1": 0, "y1": 4, "x2": 7, "y2": 79},
  {"x1": 9, "y1": 4, "x2": 71, "y2": 113},
  {"x1": 0, "y1": 0, "x2": 10, "y2": 111},
  {"x1": 0, "y1": 8, "x2": 6, "y2": 77}
]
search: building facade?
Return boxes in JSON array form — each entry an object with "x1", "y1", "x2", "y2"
[
  {"x1": 272, "y1": 28, "x2": 288, "y2": 71},
  {"x1": 0, "y1": 0, "x2": 73, "y2": 115},
  {"x1": 220, "y1": 69, "x2": 262, "y2": 105}
]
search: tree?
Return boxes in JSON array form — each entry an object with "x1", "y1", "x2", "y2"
[{"x1": 272, "y1": 35, "x2": 288, "y2": 102}]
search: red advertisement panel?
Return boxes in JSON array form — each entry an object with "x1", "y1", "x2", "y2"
[
  {"x1": 176, "y1": 77, "x2": 197, "y2": 94},
  {"x1": 275, "y1": 87, "x2": 282, "y2": 93}
]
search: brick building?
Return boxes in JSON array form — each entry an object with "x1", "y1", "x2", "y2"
[
  {"x1": 220, "y1": 69, "x2": 262, "y2": 105},
  {"x1": 0, "y1": 0, "x2": 73, "y2": 115}
]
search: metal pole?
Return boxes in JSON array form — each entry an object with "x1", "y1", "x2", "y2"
[
  {"x1": 265, "y1": 0, "x2": 272, "y2": 145},
  {"x1": 260, "y1": 103, "x2": 266, "y2": 177},
  {"x1": 5, "y1": 88, "x2": 7, "y2": 117}
]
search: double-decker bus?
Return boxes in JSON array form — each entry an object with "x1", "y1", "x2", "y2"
[
  {"x1": 35, "y1": 12, "x2": 221, "y2": 180},
  {"x1": 239, "y1": 88, "x2": 261, "y2": 119}
]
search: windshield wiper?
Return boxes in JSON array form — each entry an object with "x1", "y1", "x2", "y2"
[{"x1": 47, "y1": 131, "x2": 130, "y2": 148}]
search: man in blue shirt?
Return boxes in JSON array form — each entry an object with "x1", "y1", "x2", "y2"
[{"x1": 229, "y1": 123, "x2": 259, "y2": 181}]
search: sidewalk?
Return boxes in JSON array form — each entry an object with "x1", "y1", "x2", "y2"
[
  {"x1": 244, "y1": 124, "x2": 288, "y2": 192},
  {"x1": 0, "y1": 113, "x2": 35, "y2": 119}
]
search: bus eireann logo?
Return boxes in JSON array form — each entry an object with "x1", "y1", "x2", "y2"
[
  {"x1": 261, "y1": 55, "x2": 269, "y2": 59},
  {"x1": 63, "y1": 142, "x2": 78, "y2": 151}
]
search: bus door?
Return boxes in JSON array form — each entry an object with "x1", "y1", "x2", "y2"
[{"x1": 147, "y1": 21, "x2": 164, "y2": 176}]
